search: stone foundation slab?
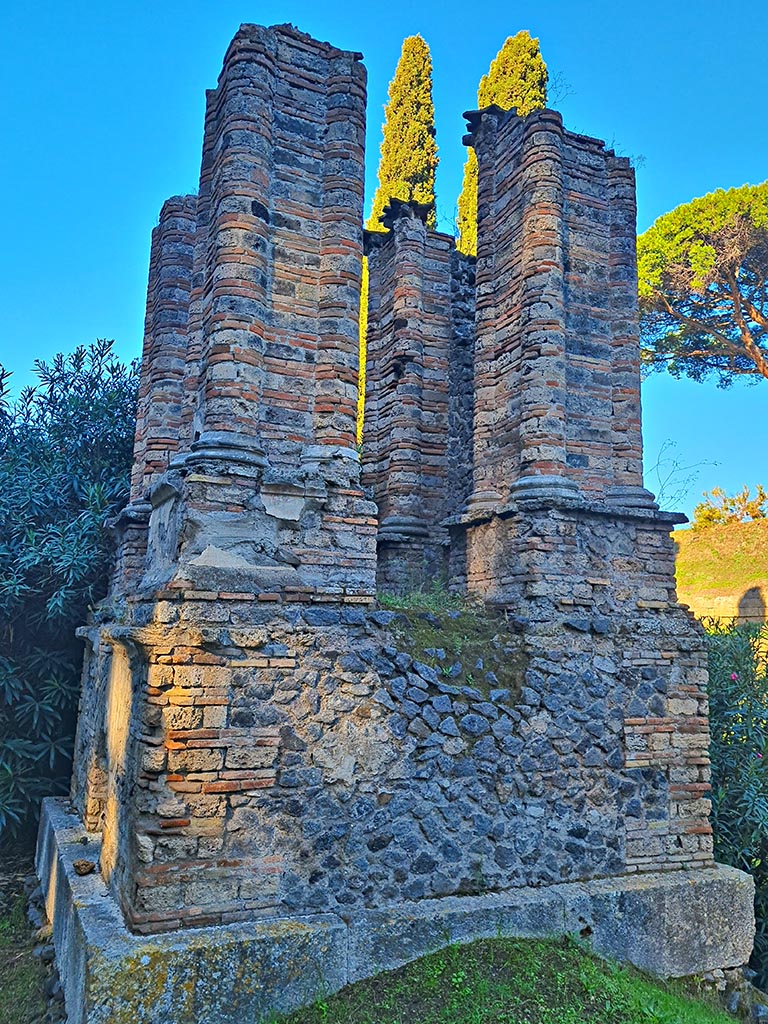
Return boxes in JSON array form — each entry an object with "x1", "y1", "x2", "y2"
[
  {"x1": 39, "y1": 799, "x2": 754, "y2": 1024},
  {"x1": 37, "y1": 800, "x2": 347, "y2": 1024}
]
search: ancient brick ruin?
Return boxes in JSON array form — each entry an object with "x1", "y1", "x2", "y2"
[{"x1": 37, "y1": 22, "x2": 754, "y2": 1024}]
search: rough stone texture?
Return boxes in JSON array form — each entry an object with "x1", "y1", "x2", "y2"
[
  {"x1": 37, "y1": 800, "x2": 348, "y2": 1024},
  {"x1": 132, "y1": 23, "x2": 377, "y2": 603},
  {"x1": 362, "y1": 201, "x2": 475, "y2": 591},
  {"x1": 43, "y1": 20, "x2": 755, "y2": 1024},
  {"x1": 71, "y1": 593, "x2": 714, "y2": 933},
  {"x1": 463, "y1": 105, "x2": 649, "y2": 511},
  {"x1": 39, "y1": 799, "x2": 754, "y2": 1024},
  {"x1": 349, "y1": 866, "x2": 755, "y2": 982}
]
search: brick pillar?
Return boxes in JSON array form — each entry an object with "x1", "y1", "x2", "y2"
[
  {"x1": 465, "y1": 105, "x2": 655, "y2": 512},
  {"x1": 192, "y1": 27, "x2": 274, "y2": 459},
  {"x1": 187, "y1": 27, "x2": 365, "y2": 470},
  {"x1": 606, "y1": 156, "x2": 648, "y2": 507},
  {"x1": 131, "y1": 195, "x2": 197, "y2": 499},
  {"x1": 110, "y1": 196, "x2": 196, "y2": 593},
  {"x1": 313, "y1": 50, "x2": 366, "y2": 454},
  {"x1": 462, "y1": 106, "x2": 659, "y2": 604},
  {"x1": 178, "y1": 88, "x2": 217, "y2": 454},
  {"x1": 366, "y1": 204, "x2": 430, "y2": 547},
  {"x1": 141, "y1": 25, "x2": 376, "y2": 600},
  {"x1": 467, "y1": 106, "x2": 577, "y2": 512},
  {"x1": 363, "y1": 200, "x2": 466, "y2": 591}
]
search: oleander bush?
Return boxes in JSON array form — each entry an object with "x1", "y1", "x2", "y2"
[
  {"x1": 707, "y1": 620, "x2": 768, "y2": 987},
  {"x1": 0, "y1": 340, "x2": 138, "y2": 845}
]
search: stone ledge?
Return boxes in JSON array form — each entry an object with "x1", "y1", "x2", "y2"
[
  {"x1": 38, "y1": 798, "x2": 755, "y2": 1024},
  {"x1": 36, "y1": 800, "x2": 346, "y2": 1024}
]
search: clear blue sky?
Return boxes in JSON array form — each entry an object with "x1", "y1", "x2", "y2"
[{"x1": 1, "y1": 0, "x2": 766, "y2": 520}]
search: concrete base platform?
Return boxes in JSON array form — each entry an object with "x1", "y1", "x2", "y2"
[{"x1": 38, "y1": 799, "x2": 755, "y2": 1024}]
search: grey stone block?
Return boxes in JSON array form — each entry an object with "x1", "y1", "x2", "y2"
[
  {"x1": 37, "y1": 801, "x2": 348, "y2": 1024},
  {"x1": 39, "y1": 800, "x2": 756, "y2": 1023},
  {"x1": 570, "y1": 867, "x2": 756, "y2": 977},
  {"x1": 348, "y1": 889, "x2": 563, "y2": 982}
]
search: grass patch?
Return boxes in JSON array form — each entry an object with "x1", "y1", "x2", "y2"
[
  {"x1": 379, "y1": 587, "x2": 525, "y2": 700},
  {"x1": 379, "y1": 584, "x2": 468, "y2": 616},
  {"x1": 0, "y1": 892, "x2": 47, "y2": 1024},
  {"x1": 277, "y1": 936, "x2": 734, "y2": 1024},
  {"x1": 674, "y1": 520, "x2": 768, "y2": 595}
]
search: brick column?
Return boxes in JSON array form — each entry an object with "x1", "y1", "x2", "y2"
[
  {"x1": 137, "y1": 25, "x2": 376, "y2": 600},
  {"x1": 192, "y1": 26, "x2": 275, "y2": 462},
  {"x1": 313, "y1": 50, "x2": 366, "y2": 456},
  {"x1": 367, "y1": 204, "x2": 429, "y2": 539},
  {"x1": 110, "y1": 196, "x2": 196, "y2": 593},
  {"x1": 363, "y1": 201, "x2": 464, "y2": 590},
  {"x1": 131, "y1": 195, "x2": 197, "y2": 499},
  {"x1": 467, "y1": 107, "x2": 577, "y2": 511},
  {"x1": 465, "y1": 106, "x2": 656, "y2": 512},
  {"x1": 606, "y1": 156, "x2": 653, "y2": 508}
]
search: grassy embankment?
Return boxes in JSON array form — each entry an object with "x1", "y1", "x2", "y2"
[
  {"x1": 278, "y1": 936, "x2": 734, "y2": 1024},
  {"x1": 674, "y1": 519, "x2": 768, "y2": 620},
  {"x1": 0, "y1": 858, "x2": 47, "y2": 1024}
]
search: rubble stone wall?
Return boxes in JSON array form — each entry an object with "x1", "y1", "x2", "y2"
[
  {"x1": 70, "y1": 581, "x2": 712, "y2": 934},
  {"x1": 457, "y1": 503, "x2": 713, "y2": 873}
]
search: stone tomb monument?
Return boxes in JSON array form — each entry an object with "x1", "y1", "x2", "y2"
[{"x1": 36, "y1": 22, "x2": 754, "y2": 1024}]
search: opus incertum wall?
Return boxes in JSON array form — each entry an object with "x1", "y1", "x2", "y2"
[{"x1": 37, "y1": 23, "x2": 754, "y2": 1024}]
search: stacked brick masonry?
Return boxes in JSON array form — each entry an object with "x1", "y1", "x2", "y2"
[
  {"x1": 447, "y1": 250, "x2": 476, "y2": 517},
  {"x1": 124, "y1": 25, "x2": 378, "y2": 602},
  {"x1": 624, "y1": 687, "x2": 712, "y2": 872},
  {"x1": 185, "y1": 25, "x2": 364, "y2": 460},
  {"x1": 131, "y1": 196, "x2": 197, "y2": 501},
  {"x1": 606, "y1": 152, "x2": 644, "y2": 491},
  {"x1": 466, "y1": 106, "x2": 645, "y2": 507},
  {"x1": 140, "y1": 453, "x2": 378, "y2": 601},
  {"x1": 109, "y1": 196, "x2": 197, "y2": 594},
  {"x1": 363, "y1": 205, "x2": 475, "y2": 590}
]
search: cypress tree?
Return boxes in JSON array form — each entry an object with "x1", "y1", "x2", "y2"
[
  {"x1": 366, "y1": 35, "x2": 439, "y2": 230},
  {"x1": 456, "y1": 31, "x2": 548, "y2": 256},
  {"x1": 360, "y1": 36, "x2": 438, "y2": 442}
]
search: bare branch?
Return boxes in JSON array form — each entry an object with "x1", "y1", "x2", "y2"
[{"x1": 742, "y1": 295, "x2": 768, "y2": 332}]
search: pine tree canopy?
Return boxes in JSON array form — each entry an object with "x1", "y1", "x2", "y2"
[
  {"x1": 456, "y1": 31, "x2": 548, "y2": 256},
  {"x1": 638, "y1": 181, "x2": 768, "y2": 384},
  {"x1": 367, "y1": 35, "x2": 438, "y2": 231}
]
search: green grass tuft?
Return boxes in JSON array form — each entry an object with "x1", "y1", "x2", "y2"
[
  {"x1": 276, "y1": 936, "x2": 734, "y2": 1024},
  {"x1": 378, "y1": 587, "x2": 526, "y2": 700},
  {"x1": 0, "y1": 895, "x2": 47, "y2": 1024}
]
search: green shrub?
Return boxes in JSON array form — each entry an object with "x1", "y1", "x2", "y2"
[
  {"x1": 0, "y1": 341, "x2": 138, "y2": 845},
  {"x1": 707, "y1": 620, "x2": 768, "y2": 986}
]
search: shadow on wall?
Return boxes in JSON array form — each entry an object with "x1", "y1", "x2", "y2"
[{"x1": 738, "y1": 586, "x2": 767, "y2": 623}]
